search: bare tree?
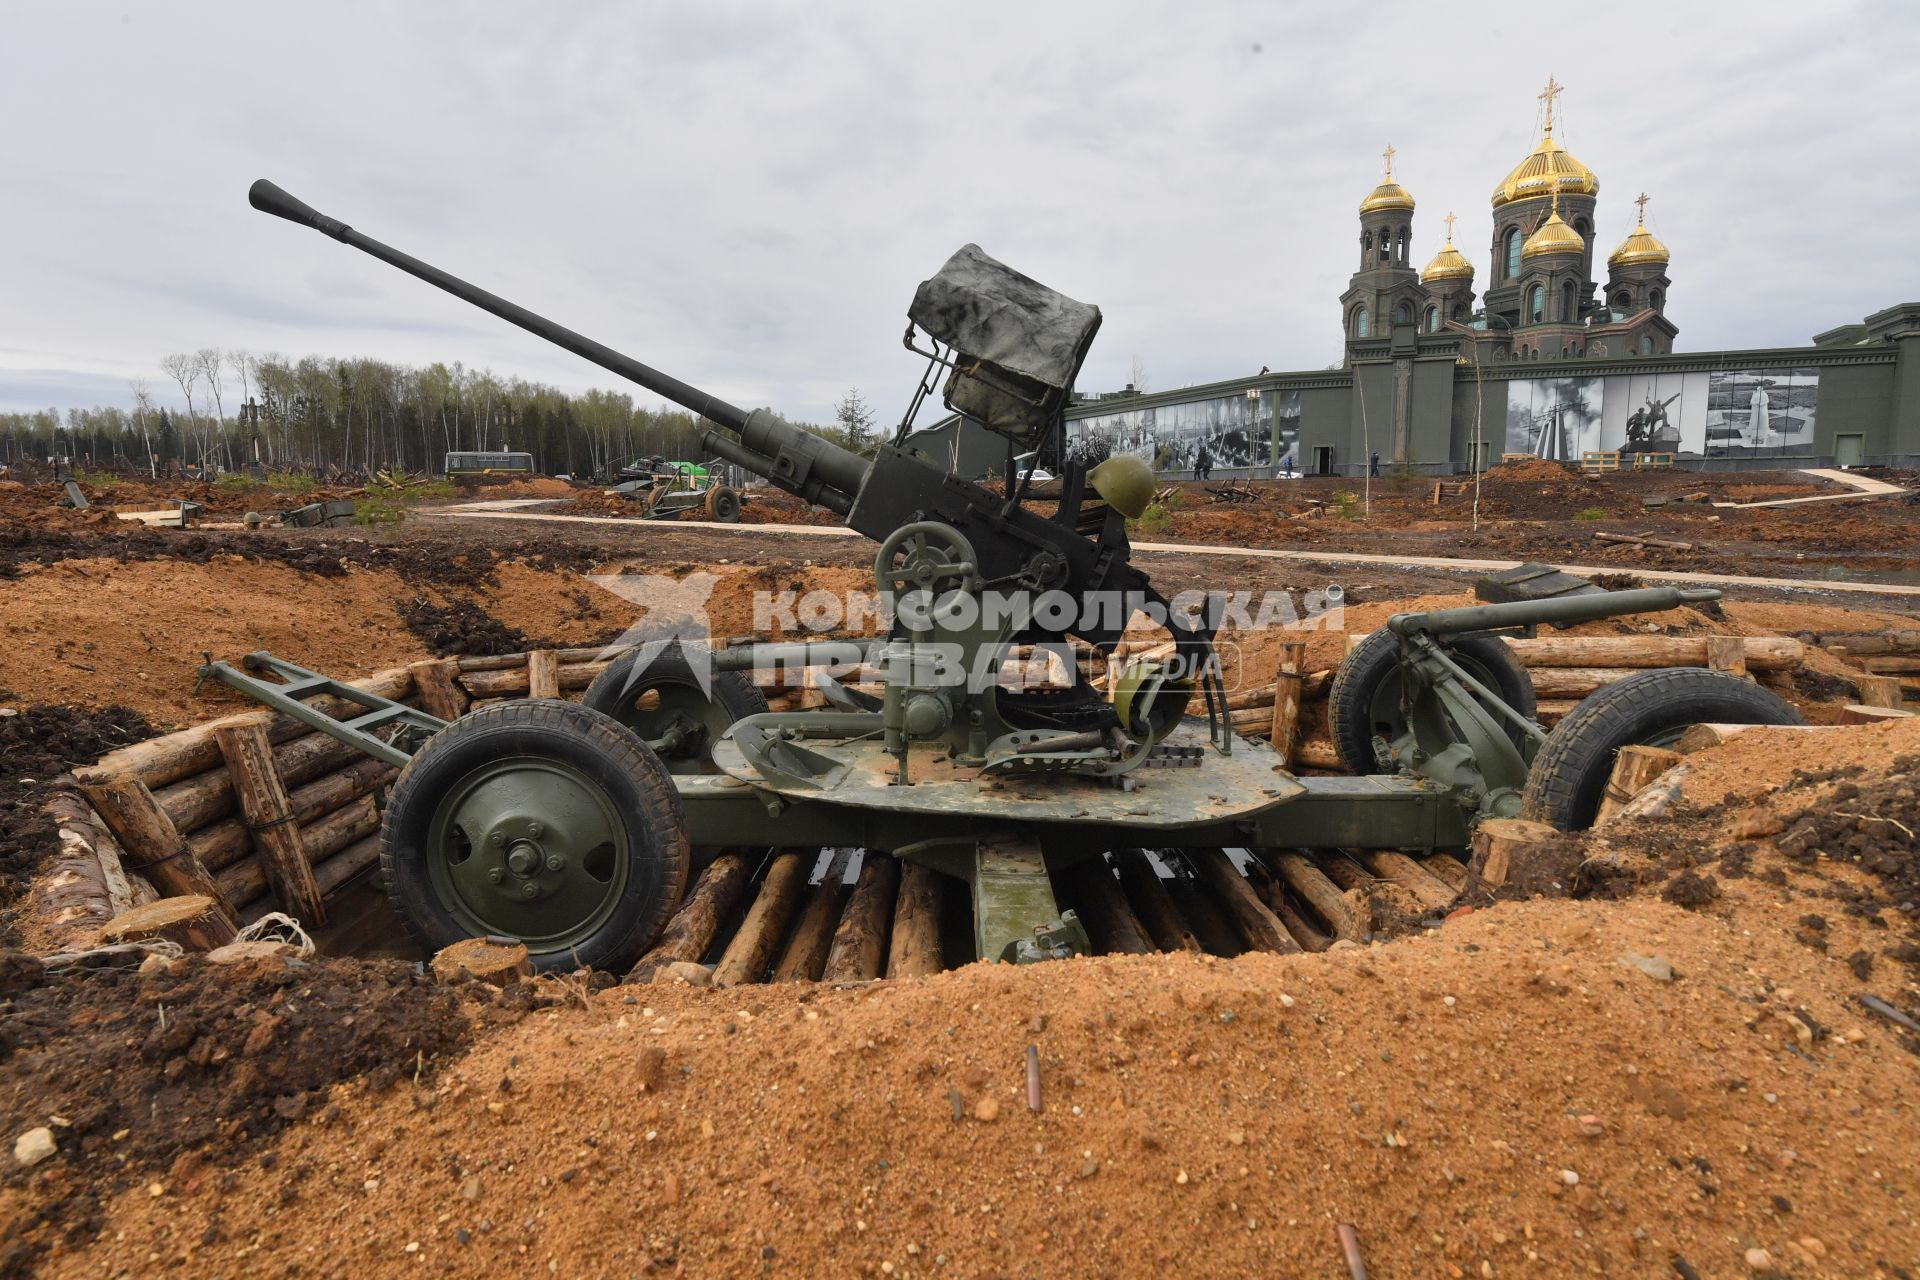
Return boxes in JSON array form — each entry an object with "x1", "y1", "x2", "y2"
[
  {"x1": 128, "y1": 379, "x2": 157, "y2": 477},
  {"x1": 159, "y1": 353, "x2": 200, "y2": 475},
  {"x1": 1128, "y1": 355, "x2": 1151, "y2": 394},
  {"x1": 196, "y1": 348, "x2": 230, "y2": 471}
]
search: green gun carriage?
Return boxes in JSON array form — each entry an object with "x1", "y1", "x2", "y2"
[{"x1": 203, "y1": 181, "x2": 1804, "y2": 974}]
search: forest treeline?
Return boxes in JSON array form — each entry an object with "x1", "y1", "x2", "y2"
[{"x1": 0, "y1": 349, "x2": 875, "y2": 479}]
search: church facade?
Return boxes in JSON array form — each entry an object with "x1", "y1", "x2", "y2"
[{"x1": 1054, "y1": 80, "x2": 1920, "y2": 474}]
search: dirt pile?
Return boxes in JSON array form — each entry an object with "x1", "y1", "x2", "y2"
[
  {"x1": 0, "y1": 704, "x2": 152, "y2": 949},
  {"x1": 0, "y1": 954, "x2": 468, "y2": 1276},
  {"x1": 394, "y1": 596, "x2": 534, "y2": 658}
]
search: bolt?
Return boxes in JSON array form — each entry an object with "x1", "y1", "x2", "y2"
[
  {"x1": 490, "y1": 832, "x2": 505, "y2": 848},
  {"x1": 545, "y1": 854, "x2": 565, "y2": 873},
  {"x1": 521, "y1": 883, "x2": 539, "y2": 899},
  {"x1": 488, "y1": 868, "x2": 504, "y2": 884},
  {"x1": 527, "y1": 822, "x2": 546, "y2": 839}
]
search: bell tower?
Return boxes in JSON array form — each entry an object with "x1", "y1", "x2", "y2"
[{"x1": 1339, "y1": 144, "x2": 1427, "y2": 355}]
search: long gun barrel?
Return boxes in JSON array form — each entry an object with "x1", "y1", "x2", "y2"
[
  {"x1": 247, "y1": 179, "x2": 867, "y2": 510},
  {"x1": 1387, "y1": 586, "x2": 1722, "y2": 638}
]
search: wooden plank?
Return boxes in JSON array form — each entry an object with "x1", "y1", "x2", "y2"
[
  {"x1": 1594, "y1": 744, "x2": 1684, "y2": 825},
  {"x1": 79, "y1": 776, "x2": 236, "y2": 944},
  {"x1": 1188, "y1": 849, "x2": 1300, "y2": 954},
  {"x1": 214, "y1": 723, "x2": 326, "y2": 923},
  {"x1": 885, "y1": 861, "x2": 946, "y2": 979},
  {"x1": 712, "y1": 852, "x2": 810, "y2": 986},
  {"x1": 822, "y1": 854, "x2": 899, "y2": 982}
]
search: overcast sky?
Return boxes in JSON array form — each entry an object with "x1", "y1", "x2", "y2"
[{"x1": 4, "y1": 2, "x2": 1916, "y2": 425}]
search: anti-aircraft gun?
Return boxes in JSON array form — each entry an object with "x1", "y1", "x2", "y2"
[{"x1": 203, "y1": 181, "x2": 1806, "y2": 974}]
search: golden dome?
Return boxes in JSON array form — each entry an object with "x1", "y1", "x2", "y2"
[
  {"x1": 1421, "y1": 220, "x2": 1474, "y2": 283},
  {"x1": 1493, "y1": 131, "x2": 1599, "y2": 208},
  {"x1": 1521, "y1": 197, "x2": 1585, "y2": 259},
  {"x1": 1360, "y1": 143, "x2": 1415, "y2": 213},
  {"x1": 1609, "y1": 198, "x2": 1669, "y2": 268}
]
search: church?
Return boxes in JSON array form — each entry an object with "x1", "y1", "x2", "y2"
[{"x1": 1340, "y1": 77, "x2": 1676, "y2": 364}]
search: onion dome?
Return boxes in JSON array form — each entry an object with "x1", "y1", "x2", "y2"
[
  {"x1": 1492, "y1": 79, "x2": 1598, "y2": 208},
  {"x1": 1522, "y1": 195, "x2": 1584, "y2": 260},
  {"x1": 1421, "y1": 216, "x2": 1473, "y2": 282},
  {"x1": 1360, "y1": 143, "x2": 1415, "y2": 214},
  {"x1": 1609, "y1": 197, "x2": 1670, "y2": 268}
]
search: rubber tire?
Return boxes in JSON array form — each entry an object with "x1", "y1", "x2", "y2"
[
  {"x1": 1520, "y1": 668, "x2": 1803, "y2": 831},
  {"x1": 706, "y1": 486, "x2": 741, "y2": 522},
  {"x1": 380, "y1": 700, "x2": 688, "y2": 974},
  {"x1": 581, "y1": 641, "x2": 768, "y2": 774},
  {"x1": 1328, "y1": 628, "x2": 1538, "y2": 775}
]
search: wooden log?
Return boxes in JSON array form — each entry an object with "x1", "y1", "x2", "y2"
[
  {"x1": 527, "y1": 649, "x2": 561, "y2": 700},
  {"x1": 192, "y1": 756, "x2": 394, "y2": 871},
  {"x1": 1704, "y1": 635, "x2": 1747, "y2": 678},
  {"x1": 1855, "y1": 674, "x2": 1907, "y2": 709},
  {"x1": 75, "y1": 665, "x2": 415, "y2": 791},
  {"x1": 214, "y1": 724, "x2": 325, "y2": 924},
  {"x1": 1352, "y1": 850, "x2": 1457, "y2": 914},
  {"x1": 214, "y1": 793, "x2": 381, "y2": 907},
  {"x1": 628, "y1": 853, "x2": 753, "y2": 982},
  {"x1": 312, "y1": 833, "x2": 382, "y2": 896},
  {"x1": 99, "y1": 895, "x2": 232, "y2": 952},
  {"x1": 458, "y1": 661, "x2": 613, "y2": 698},
  {"x1": 34, "y1": 791, "x2": 140, "y2": 943},
  {"x1": 1270, "y1": 852, "x2": 1363, "y2": 942},
  {"x1": 1266, "y1": 894, "x2": 1332, "y2": 952},
  {"x1": 1315, "y1": 852, "x2": 1371, "y2": 893},
  {"x1": 1594, "y1": 744, "x2": 1685, "y2": 825},
  {"x1": 1466, "y1": 818, "x2": 1559, "y2": 892},
  {"x1": 1502, "y1": 635, "x2": 1803, "y2": 671},
  {"x1": 410, "y1": 659, "x2": 469, "y2": 721},
  {"x1": 1674, "y1": 722, "x2": 1762, "y2": 753},
  {"x1": 1838, "y1": 703, "x2": 1918, "y2": 725},
  {"x1": 1067, "y1": 857, "x2": 1153, "y2": 955},
  {"x1": 821, "y1": 854, "x2": 899, "y2": 982},
  {"x1": 1113, "y1": 850, "x2": 1201, "y2": 954},
  {"x1": 886, "y1": 861, "x2": 946, "y2": 979},
  {"x1": 711, "y1": 852, "x2": 810, "y2": 986},
  {"x1": 1189, "y1": 848, "x2": 1300, "y2": 954},
  {"x1": 432, "y1": 937, "x2": 532, "y2": 985},
  {"x1": 1525, "y1": 667, "x2": 1656, "y2": 698},
  {"x1": 155, "y1": 729, "x2": 362, "y2": 835},
  {"x1": 1268, "y1": 641, "x2": 1307, "y2": 767},
  {"x1": 1863, "y1": 656, "x2": 1920, "y2": 675},
  {"x1": 80, "y1": 776, "x2": 236, "y2": 945},
  {"x1": 1535, "y1": 698, "x2": 1579, "y2": 726},
  {"x1": 771, "y1": 881, "x2": 849, "y2": 982},
  {"x1": 457, "y1": 644, "x2": 631, "y2": 672},
  {"x1": 1421, "y1": 854, "x2": 1470, "y2": 892}
]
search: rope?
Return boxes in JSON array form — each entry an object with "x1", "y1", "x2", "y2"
[{"x1": 234, "y1": 911, "x2": 317, "y2": 958}]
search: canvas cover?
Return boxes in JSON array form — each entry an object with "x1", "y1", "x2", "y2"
[{"x1": 909, "y1": 244, "x2": 1101, "y2": 444}]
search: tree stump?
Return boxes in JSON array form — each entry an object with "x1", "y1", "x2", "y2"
[
  {"x1": 431, "y1": 937, "x2": 532, "y2": 985},
  {"x1": 1467, "y1": 818, "x2": 1560, "y2": 893},
  {"x1": 1856, "y1": 674, "x2": 1906, "y2": 710},
  {"x1": 99, "y1": 895, "x2": 232, "y2": 952},
  {"x1": 1594, "y1": 744, "x2": 1685, "y2": 825}
]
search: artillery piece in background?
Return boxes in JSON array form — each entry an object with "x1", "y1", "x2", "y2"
[
  {"x1": 609, "y1": 455, "x2": 745, "y2": 522},
  {"x1": 202, "y1": 181, "x2": 1805, "y2": 974}
]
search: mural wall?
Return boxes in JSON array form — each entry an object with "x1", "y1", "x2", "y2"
[
  {"x1": 1504, "y1": 367, "x2": 1819, "y2": 459},
  {"x1": 1068, "y1": 389, "x2": 1303, "y2": 473}
]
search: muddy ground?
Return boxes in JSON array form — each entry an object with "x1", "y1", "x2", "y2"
[{"x1": 0, "y1": 463, "x2": 1917, "y2": 1277}]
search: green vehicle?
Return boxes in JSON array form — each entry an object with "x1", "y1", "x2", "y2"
[
  {"x1": 207, "y1": 180, "x2": 1805, "y2": 974},
  {"x1": 610, "y1": 456, "x2": 742, "y2": 521}
]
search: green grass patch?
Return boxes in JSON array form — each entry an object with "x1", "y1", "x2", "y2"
[
  {"x1": 71, "y1": 468, "x2": 118, "y2": 488},
  {"x1": 354, "y1": 495, "x2": 410, "y2": 526},
  {"x1": 1572, "y1": 507, "x2": 1608, "y2": 521},
  {"x1": 265, "y1": 472, "x2": 319, "y2": 496}
]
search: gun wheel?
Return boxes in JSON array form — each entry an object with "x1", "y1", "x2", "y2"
[
  {"x1": 1329, "y1": 628, "x2": 1536, "y2": 774},
  {"x1": 582, "y1": 641, "x2": 768, "y2": 773},
  {"x1": 706, "y1": 485, "x2": 741, "y2": 522},
  {"x1": 380, "y1": 700, "x2": 688, "y2": 973}
]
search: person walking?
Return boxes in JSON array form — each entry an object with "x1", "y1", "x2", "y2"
[
  {"x1": 1368, "y1": 451, "x2": 1381, "y2": 478},
  {"x1": 1281, "y1": 454, "x2": 1294, "y2": 479},
  {"x1": 1195, "y1": 445, "x2": 1212, "y2": 481}
]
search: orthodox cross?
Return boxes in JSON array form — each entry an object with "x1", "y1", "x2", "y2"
[
  {"x1": 1538, "y1": 76, "x2": 1564, "y2": 131},
  {"x1": 1381, "y1": 143, "x2": 1395, "y2": 178}
]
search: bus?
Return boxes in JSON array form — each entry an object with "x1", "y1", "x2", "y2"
[{"x1": 443, "y1": 451, "x2": 534, "y2": 477}]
